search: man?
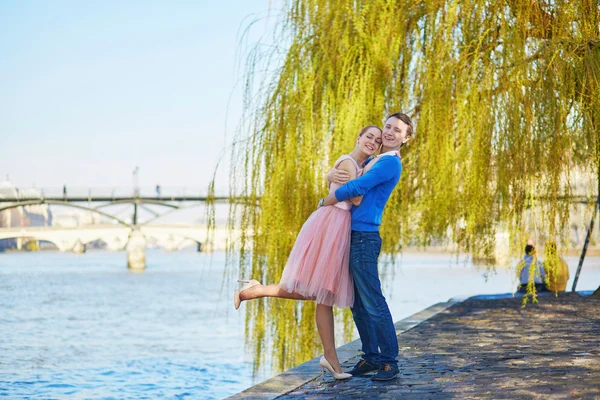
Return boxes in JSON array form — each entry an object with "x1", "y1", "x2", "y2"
[
  {"x1": 517, "y1": 243, "x2": 548, "y2": 293},
  {"x1": 319, "y1": 112, "x2": 413, "y2": 381}
]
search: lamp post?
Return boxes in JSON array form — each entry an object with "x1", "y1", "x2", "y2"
[{"x1": 132, "y1": 166, "x2": 139, "y2": 197}]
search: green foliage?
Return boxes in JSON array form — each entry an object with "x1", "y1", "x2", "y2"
[
  {"x1": 24, "y1": 240, "x2": 39, "y2": 252},
  {"x1": 215, "y1": 0, "x2": 600, "y2": 374}
]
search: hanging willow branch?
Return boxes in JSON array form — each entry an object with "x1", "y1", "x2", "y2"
[{"x1": 211, "y1": 0, "x2": 600, "y2": 373}]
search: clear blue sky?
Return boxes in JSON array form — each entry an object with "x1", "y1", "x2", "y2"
[{"x1": 0, "y1": 1, "x2": 279, "y2": 195}]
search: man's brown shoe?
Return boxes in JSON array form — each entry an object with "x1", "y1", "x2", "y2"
[{"x1": 347, "y1": 359, "x2": 380, "y2": 376}]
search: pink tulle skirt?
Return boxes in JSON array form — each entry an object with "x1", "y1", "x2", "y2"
[{"x1": 279, "y1": 205, "x2": 354, "y2": 308}]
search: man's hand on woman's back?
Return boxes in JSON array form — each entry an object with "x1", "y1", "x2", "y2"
[{"x1": 327, "y1": 168, "x2": 350, "y2": 185}]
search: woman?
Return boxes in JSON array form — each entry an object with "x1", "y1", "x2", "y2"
[
  {"x1": 543, "y1": 241, "x2": 570, "y2": 292},
  {"x1": 234, "y1": 125, "x2": 383, "y2": 379}
]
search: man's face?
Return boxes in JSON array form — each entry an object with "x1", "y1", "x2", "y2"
[{"x1": 382, "y1": 116, "x2": 411, "y2": 149}]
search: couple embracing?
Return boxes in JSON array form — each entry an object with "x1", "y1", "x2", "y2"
[{"x1": 234, "y1": 112, "x2": 414, "y2": 381}]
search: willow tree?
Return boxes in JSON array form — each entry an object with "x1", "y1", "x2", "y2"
[{"x1": 215, "y1": 0, "x2": 600, "y2": 373}]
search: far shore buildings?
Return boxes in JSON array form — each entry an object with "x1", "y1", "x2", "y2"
[{"x1": 0, "y1": 179, "x2": 52, "y2": 251}]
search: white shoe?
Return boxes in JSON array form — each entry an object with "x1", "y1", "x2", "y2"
[
  {"x1": 234, "y1": 279, "x2": 261, "y2": 310},
  {"x1": 319, "y1": 356, "x2": 352, "y2": 380}
]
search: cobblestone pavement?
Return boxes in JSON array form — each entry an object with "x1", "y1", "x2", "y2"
[{"x1": 278, "y1": 293, "x2": 600, "y2": 399}]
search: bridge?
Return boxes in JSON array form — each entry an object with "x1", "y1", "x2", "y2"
[
  {"x1": 0, "y1": 185, "x2": 230, "y2": 269},
  {"x1": 0, "y1": 224, "x2": 228, "y2": 252}
]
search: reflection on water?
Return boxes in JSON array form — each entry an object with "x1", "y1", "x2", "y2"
[{"x1": 1, "y1": 249, "x2": 598, "y2": 399}]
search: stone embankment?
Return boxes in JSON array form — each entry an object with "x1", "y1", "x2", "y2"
[{"x1": 229, "y1": 292, "x2": 600, "y2": 399}]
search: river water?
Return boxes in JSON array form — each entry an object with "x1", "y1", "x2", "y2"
[{"x1": 1, "y1": 249, "x2": 599, "y2": 399}]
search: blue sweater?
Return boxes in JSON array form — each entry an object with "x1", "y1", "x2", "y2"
[
  {"x1": 334, "y1": 155, "x2": 402, "y2": 232},
  {"x1": 518, "y1": 255, "x2": 547, "y2": 284}
]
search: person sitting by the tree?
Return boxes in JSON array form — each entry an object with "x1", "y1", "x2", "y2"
[
  {"x1": 543, "y1": 241, "x2": 570, "y2": 292},
  {"x1": 517, "y1": 243, "x2": 548, "y2": 293}
]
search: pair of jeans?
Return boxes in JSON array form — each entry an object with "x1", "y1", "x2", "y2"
[{"x1": 349, "y1": 230, "x2": 398, "y2": 366}]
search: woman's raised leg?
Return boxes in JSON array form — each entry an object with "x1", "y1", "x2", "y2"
[{"x1": 238, "y1": 283, "x2": 308, "y2": 302}]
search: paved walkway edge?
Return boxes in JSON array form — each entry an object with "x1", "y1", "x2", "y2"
[{"x1": 225, "y1": 298, "x2": 462, "y2": 400}]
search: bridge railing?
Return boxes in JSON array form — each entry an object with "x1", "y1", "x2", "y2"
[{"x1": 0, "y1": 186, "x2": 230, "y2": 201}]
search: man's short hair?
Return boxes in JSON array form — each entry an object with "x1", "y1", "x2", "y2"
[
  {"x1": 386, "y1": 112, "x2": 414, "y2": 138},
  {"x1": 525, "y1": 244, "x2": 535, "y2": 255}
]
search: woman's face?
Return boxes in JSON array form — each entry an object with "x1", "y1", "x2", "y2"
[{"x1": 357, "y1": 127, "x2": 382, "y2": 156}]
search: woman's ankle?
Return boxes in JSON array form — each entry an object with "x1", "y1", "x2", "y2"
[{"x1": 323, "y1": 350, "x2": 341, "y2": 370}]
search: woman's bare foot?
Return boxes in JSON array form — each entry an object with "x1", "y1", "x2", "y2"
[
  {"x1": 234, "y1": 280, "x2": 262, "y2": 309},
  {"x1": 238, "y1": 283, "x2": 263, "y2": 302}
]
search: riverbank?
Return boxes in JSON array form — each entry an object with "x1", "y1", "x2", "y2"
[
  {"x1": 229, "y1": 291, "x2": 600, "y2": 399},
  {"x1": 398, "y1": 246, "x2": 600, "y2": 257},
  {"x1": 2, "y1": 251, "x2": 598, "y2": 398}
]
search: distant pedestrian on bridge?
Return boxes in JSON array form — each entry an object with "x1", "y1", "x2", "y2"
[{"x1": 155, "y1": 185, "x2": 161, "y2": 198}]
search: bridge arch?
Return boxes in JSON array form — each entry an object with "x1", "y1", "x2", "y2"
[
  {"x1": 0, "y1": 201, "x2": 134, "y2": 228},
  {"x1": 0, "y1": 228, "x2": 131, "y2": 252},
  {"x1": 94, "y1": 199, "x2": 179, "y2": 209},
  {"x1": 0, "y1": 226, "x2": 205, "y2": 252},
  {"x1": 141, "y1": 203, "x2": 204, "y2": 225}
]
